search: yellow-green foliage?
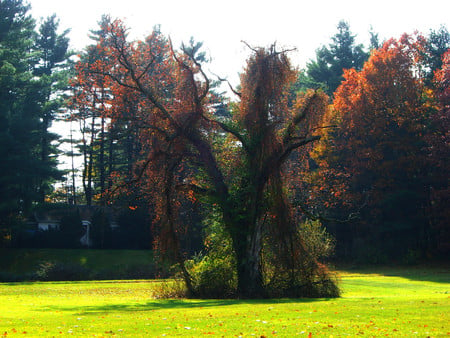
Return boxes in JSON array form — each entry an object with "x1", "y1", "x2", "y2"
[{"x1": 0, "y1": 267, "x2": 448, "y2": 336}]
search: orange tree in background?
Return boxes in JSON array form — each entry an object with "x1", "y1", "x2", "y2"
[
  {"x1": 306, "y1": 34, "x2": 449, "y2": 261},
  {"x1": 73, "y1": 17, "x2": 337, "y2": 298}
]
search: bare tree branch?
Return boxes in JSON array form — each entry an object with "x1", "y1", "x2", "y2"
[
  {"x1": 278, "y1": 135, "x2": 321, "y2": 165},
  {"x1": 210, "y1": 71, "x2": 242, "y2": 98},
  {"x1": 208, "y1": 118, "x2": 250, "y2": 153}
]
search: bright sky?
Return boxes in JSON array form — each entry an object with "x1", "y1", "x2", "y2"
[{"x1": 29, "y1": 0, "x2": 449, "y2": 87}]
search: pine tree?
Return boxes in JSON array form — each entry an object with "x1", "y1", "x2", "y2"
[
  {"x1": 34, "y1": 14, "x2": 71, "y2": 201},
  {"x1": 306, "y1": 20, "x2": 368, "y2": 96},
  {"x1": 0, "y1": 0, "x2": 40, "y2": 231},
  {"x1": 0, "y1": 1, "x2": 69, "y2": 244}
]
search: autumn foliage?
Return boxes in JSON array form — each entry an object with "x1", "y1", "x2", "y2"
[
  {"x1": 70, "y1": 14, "x2": 449, "y2": 296},
  {"x1": 303, "y1": 34, "x2": 449, "y2": 261},
  {"x1": 70, "y1": 17, "x2": 340, "y2": 298}
]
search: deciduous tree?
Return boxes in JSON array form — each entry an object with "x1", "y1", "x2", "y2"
[
  {"x1": 78, "y1": 18, "x2": 338, "y2": 298},
  {"x1": 307, "y1": 33, "x2": 444, "y2": 260}
]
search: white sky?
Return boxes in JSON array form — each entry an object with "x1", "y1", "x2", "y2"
[
  {"x1": 28, "y1": 0, "x2": 448, "y2": 180},
  {"x1": 30, "y1": 0, "x2": 449, "y2": 87}
]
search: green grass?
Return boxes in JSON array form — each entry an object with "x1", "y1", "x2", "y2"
[
  {"x1": 0, "y1": 249, "x2": 161, "y2": 281},
  {"x1": 0, "y1": 249, "x2": 155, "y2": 274},
  {"x1": 0, "y1": 267, "x2": 448, "y2": 337}
]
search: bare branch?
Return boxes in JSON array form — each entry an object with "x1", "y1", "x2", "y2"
[
  {"x1": 136, "y1": 55, "x2": 156, "y2": 81},
  {"x1": 208, "y1": 118, "x2": 250, "y2": 153},
  {"x1": 210, "y1": 71, "x2": 242, "y2": 97},
  {"x1": 241, "y1": 40, "x2": 259, "y2": 53},
  {"x1": 278, "y1": 135, "x2": 321, "y2": 164},
  {"x1": 242, "y1": 40, "x2": 297, "y2": 56}
]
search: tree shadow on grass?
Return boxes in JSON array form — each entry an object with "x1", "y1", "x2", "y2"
[{"x1": 42, "y1": 297, "x2": 331, "y2": 315}]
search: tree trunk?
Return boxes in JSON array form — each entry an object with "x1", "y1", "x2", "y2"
[
  {"x1": 107, "y1": 130, "x2": 114, "y2": 191},
  {"x1": 39, "y1": 114, "x2": 50, "y2": 203},
  {"x1": 99, "y1": 116, "x2": 105, "y2": 205},
  {"x1": 86, "y1": 114, "x2": 95, "y2": 206},
  {"x1": 69, "y1": 122, "x2": 77, "y2": 205},
  {"x1": 234, "y1": 219, "x2": 265, "y2": 298}
]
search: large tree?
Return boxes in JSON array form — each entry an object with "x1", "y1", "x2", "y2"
[
  {"x1": 0, "y1": 0, "x2": 36, "y2": 238},
  {"x1": 34, "y1": 14, "x2": 70, "y2": 202},
  {"x1": 0, "y1": 1, "x2": 66, "y2": 241},
  {"x1": 0, "y1": 1, "x2": 69, "y2": 246},
  {"x1": 78, "y1": 18, "x2": 337, "y2": 298}
]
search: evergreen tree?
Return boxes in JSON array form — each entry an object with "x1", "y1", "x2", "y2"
[
  {"x1": 0, "y1": 0, "x2": 39, "y2": 231},
  {"x1": 34, "y1": 14, "x2": 71, "y2": 201},
  {"x1": 424, "y1": 25, "x2": 449, "y2": 81},
  {"x1": 0, "y1": 0, "x2": 68, "y2": 243},
  {"x1": 306, "y1": 20, "x2": 368, "y2": 96}
]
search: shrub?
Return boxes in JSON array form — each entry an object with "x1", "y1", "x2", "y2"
[
  {"x1": 183, "y1": 211, "x2": 238, "y2": 298},
  {"x1": 152, "y1": 279, "x2": 188, "y2": 299},
  {"x1": 262, "y1": 219, "x2": 340, "y2": 298},
  {"x1": 187, "y1": 254, "x2": 237, "y2": 298},
  {"x1": 35, "y1": 261, "x2": 90, "y2": 281},
  {"x1": 299, "y1": 220, "x2": 336, "y2": 261}
]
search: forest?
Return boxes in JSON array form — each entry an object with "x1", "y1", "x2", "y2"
[{"x1": 0, "y1": 0, "x2": 448, "y2": 297}]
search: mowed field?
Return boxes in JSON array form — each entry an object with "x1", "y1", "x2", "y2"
[{"x1": 0, "y1": 267, "x2": 448, "y2": 337}]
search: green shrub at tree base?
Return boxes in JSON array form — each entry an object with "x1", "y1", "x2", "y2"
[
  {"x1": 177, "y1": 219, "x2": 338, "y2": 299},
  {"x1": 262, "y1": 220, "x2": 340, "y2": 298}
]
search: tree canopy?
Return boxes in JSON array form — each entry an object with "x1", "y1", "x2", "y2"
[
  {"x1": 306, "y1": 20, "x2": 368, "y2": 96},
  {"x1": 0, "y1": 0, "x2": 69, "y2": 240},
  {"x1": 303, "y1": 33, "x2": 449, "y2": 261},
  {"x1": 70, "y1": 17, "x2": 339, "y2": 298}
]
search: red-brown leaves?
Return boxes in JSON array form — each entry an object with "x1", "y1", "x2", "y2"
[{"x1": 239, "y1": 45, "x2": 296, "y2": 135}]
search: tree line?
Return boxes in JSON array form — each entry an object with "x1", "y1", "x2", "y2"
[
  {"x1": 0, "y1": 0, "x2": 70, "y2": 239},
  {"x1": 0, "y1": 0, "x2": 448, "y2": 297}
]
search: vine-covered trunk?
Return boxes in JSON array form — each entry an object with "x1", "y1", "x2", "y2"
[
  {"x1": 226, "y1": 192, "x2": 266, "y2": 298},
  {"x1": 235, "y1": 219, "x2": 264, "y2": 298}
]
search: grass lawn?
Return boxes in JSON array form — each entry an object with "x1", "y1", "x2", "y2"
[
  {"x1": 0, "y1": 249, "x2": 156, "y2": 277},
  {"x1": 0, "y1": 267, "x2": 448, "y2": 337}
]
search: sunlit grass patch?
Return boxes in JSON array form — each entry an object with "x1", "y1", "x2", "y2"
[{"x1": 0, "y1": 267, "x2": 448, "y2": 336}]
